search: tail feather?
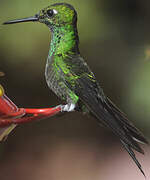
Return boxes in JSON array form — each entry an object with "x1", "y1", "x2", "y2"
[
  {"x1": 124, "y1": 132, "x2": 144, "y2": 154},
  {"x1": 121, "y1": 140, "x2": 146, "y2": 177},
  {"x1": 106, "y1": 98, "x2": 148, "y2": 144}
]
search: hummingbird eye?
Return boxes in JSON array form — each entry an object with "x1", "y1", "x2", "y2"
[
  {"x1": 47, "y1": 10, "x2": 54, "y2": 17},
  {"x1": 47, "y1": 9, "x2": 57, "y2": 18}
]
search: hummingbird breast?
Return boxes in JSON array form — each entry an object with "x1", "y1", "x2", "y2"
[{"x1": 45, "y1": 55, "x2": 78, "y2": 104}]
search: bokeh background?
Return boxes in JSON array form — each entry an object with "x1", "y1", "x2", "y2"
[{"x1": 0, "y1": 0, "x2": 150, "y2": 179}]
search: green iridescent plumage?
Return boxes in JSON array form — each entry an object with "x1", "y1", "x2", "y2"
[
  {"x1": 3, "y1": 3, "x2": 148, "y2": 176},
  {"x1": 41, "y1": 3, "x2": 80, "y2": 104}
]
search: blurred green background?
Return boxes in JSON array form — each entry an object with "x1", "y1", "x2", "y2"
[{"x1": 0, "y1": 0, "x2": 150, "y2": 179}]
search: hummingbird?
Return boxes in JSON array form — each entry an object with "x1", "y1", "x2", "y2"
[{"x1": 3, "y1": 3, "x2": 148, "y2": 176}]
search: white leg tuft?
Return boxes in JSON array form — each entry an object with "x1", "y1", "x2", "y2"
[{"x1": 61, "y1": 103, "x2": 76, "y2": 112}]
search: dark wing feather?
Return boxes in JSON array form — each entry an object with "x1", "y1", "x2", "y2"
[{"x1": 63, "y1": 55, "x2": 148, "y2": 176}]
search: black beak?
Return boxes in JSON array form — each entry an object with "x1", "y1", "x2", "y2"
[{"x1": 3, "y1": 15, "x2": 39, "y2": 25}]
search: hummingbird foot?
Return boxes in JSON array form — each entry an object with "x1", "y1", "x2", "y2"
[{"x1": 61, "y1": 103, "x2": 76, "y2": 112}]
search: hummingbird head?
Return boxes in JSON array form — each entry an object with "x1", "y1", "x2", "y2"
[
  {"x1": 3, "y1": 3, "x2": 77, "y2": 29},
  {"x1": 38, "y1": 3, "x2": 77, "y2": 28}
]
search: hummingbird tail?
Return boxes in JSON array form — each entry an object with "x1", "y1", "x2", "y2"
[
  {"x1": 121, "y1": 140, "x2": 146, "y2": 177},
  {"x1": 106, "y1": 98, "x2": 148, "y2": 145},
  {"x1": 0, "y1": 124, "x2": 17, "y2": 141},
  {"x1": 101, "y1": 97, "x2": 148, "y2": 176}
]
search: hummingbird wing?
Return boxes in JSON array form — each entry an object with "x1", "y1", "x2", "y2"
[{"x1": 63, "y1": 55, "x2": 148, "y2": 176}]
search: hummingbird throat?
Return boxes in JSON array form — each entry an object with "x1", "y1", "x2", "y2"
[{"x1": 49, "y1": 24, "x2": 79, "y2": 57}]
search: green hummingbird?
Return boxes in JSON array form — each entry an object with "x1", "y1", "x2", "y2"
[{"x1": 3, "y1": 3, "x2": 148, "y2": 176}]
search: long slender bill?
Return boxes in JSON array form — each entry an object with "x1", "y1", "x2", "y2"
[{"x1": 3, "y1": 15, "x2": 39, "y2": 25}]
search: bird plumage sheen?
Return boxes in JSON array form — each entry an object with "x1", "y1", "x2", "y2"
[{"x1": 3, "y1": 3, "x2": 148, "y2": 176}]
